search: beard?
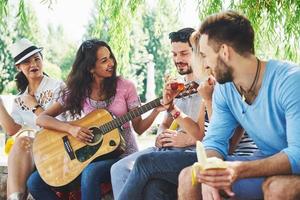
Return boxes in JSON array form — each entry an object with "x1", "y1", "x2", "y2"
[
  {"x1": 176, "y1": 62, "x2": 193, "y2": 75},
  {"x1": 214, "y1": 56, "x2": 233, "y2": 84}
]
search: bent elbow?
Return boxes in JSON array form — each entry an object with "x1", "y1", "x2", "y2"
[{"x1": 135, "y1": 129, "x2": 144, "y2": 135}]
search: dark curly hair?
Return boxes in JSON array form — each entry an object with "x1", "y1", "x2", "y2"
[{"x1": 62, "y1": 39, "x2": 118, "y2": 117}]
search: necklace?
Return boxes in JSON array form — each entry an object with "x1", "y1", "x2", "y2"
[{"x1": 240, "y1": 58, "x2": 261, "y2": 103}]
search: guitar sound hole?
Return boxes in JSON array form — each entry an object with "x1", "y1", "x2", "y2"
[{"x1": 89, "y1": 127, "x2": 103, "y2": 144}]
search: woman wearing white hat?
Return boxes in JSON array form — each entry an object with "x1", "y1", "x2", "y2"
[{"x1": 0, "y1": 38, "x2": 65, "y2": 200}]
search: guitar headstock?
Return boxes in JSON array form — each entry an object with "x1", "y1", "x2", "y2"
[{"x1": 175, "y1": 81, "x2": 199, "y2": 98}]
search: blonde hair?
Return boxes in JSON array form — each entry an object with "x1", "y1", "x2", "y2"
[{"x1": 190, "y1": 30, "x2": 212, "y2": 80}]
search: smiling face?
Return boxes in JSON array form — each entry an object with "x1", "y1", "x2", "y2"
[
  {"x1": 171, "y1": 42, "x2": 193, "y2": 75},
  {"x1": 16, "y1": 53, "x2": 44, "y2": 79},
  {"x1": 199, "y1": 34, "x2": 233, "y2": 84},
  {"x1": 91, "y1": 46, "x2": 115, "y2": 79}
]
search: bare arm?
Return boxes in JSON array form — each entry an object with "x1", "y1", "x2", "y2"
[
  {"x1": 198, "y1": 76, "x2": 215, "y2": 121},
  {"x1": 36, "y1": 102, "x2": 71, "y2": 131},
  {"x1": 131, "y1": 106, "x2": 165, "y2": 135},
  {"x1": 205, "y1": 148, "x2": 292, "y2": 179},
  {"x1": 157, "y1": 113, "x2": 173, "y2": 135},
  {"x1": 36, "y1": 102, "x2": 93, "y2": 143},
  {"x1": 169, "y1": 106, "x2": 203, "y2": 141},
  {"x1": 237, "y1": 152, "x2": 291, "y2": 178},
  {"x1": 0, "y1": 95, "x2": 44, "y2": 135},
  {"x1": 197, "y1": 150, "x2": 291, "y2": 197},
  {"x1": 0, "y1": 98, "x2": 21, "y2": 135}
]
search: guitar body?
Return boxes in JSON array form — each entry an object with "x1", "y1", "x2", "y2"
[{"x1": 33, "y1": 109, "x2": 125, "y2": 187}]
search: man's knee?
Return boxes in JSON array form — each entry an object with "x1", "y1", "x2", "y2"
[
  {"x1": 178, "y1": 167, "x2": 191, "y2": 185},
  {"x1": 110, "y1": 160, "x2": 130, "y2": 180},
  {"x1": 134, "y1": 154, "x2": 153, "y2": 169},
  {"x1": 178, "y1": 167, "x2": 191, "y2": 194},
  {"x1": 11, "y1": 136, "x2": 32, "y2": 153},
  {"x1": 263, "y1": 176, "x2": 287, "y2": 195},
  {"x1": 263, "y1": 176, "x2": 300, "y2": 200},
  {"x1": 178, "y1": 167, "x2": 201, "y2": 200}
]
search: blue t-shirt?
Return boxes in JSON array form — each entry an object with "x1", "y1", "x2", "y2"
[{"x1": 203, "y1": 60, "x2": 300, "y2": 174}]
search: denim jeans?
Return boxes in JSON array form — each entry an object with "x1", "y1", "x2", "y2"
[
  {"x1": 118, "y1": 151, "x2": 197, "y2": 200},
  {"x1": 111, "y1": 147, "x2": 156, "y2": 199},
  {"x1": 27, "y1": 158, "x2": 118, "y2": 200},
  {"x1": 143, "y1": 179, "x2": 177, "y2": 200}
]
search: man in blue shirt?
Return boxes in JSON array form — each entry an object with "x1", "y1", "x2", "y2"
[{"x1": 178, "y1": 10, "x2": 300, "y2": 200}]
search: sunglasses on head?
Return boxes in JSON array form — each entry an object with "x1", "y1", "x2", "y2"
[{"x1": 81, "y1": 40, "x2": 96, "y2": 53}]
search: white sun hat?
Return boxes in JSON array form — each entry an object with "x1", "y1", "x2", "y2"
[{"x1": 9, "y1": 38, "x2": 43, "y2": 65}]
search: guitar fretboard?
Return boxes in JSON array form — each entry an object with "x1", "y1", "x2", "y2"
[{"x1": 99, "y1": 98, "x2": 162, "y2": 133}]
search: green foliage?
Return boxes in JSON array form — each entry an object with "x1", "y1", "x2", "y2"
[
  {"x1": 195, "y1": 0, "x2": 300, "y2": 63},
  {"x1": 0, "y1": 34, "x2": 16, "y2": 93},
  {"x1": 0, "y1": 2, "x2": 16, "y2": 94},
  {"x1": 43, "y1": 60, "x2": 62, "y2": 79},
  {"x1": 2, "y1": 80, "x2": 17, "y2": 94},
  {"x1": 0, "y1": 0, "x2": 8, "y2": 24},
  {"x1": 140, "y1": 0, "x2": 179, "y2": 98},
  {"x1": 86, "y1": 0, "x2": 144, "y2": 76},
  {"x1": 59, "y1": 46, "x2": 77, "y2": 80},
  {"x1": 42, "y1": 24, "x2": 76, "y2": 80}
]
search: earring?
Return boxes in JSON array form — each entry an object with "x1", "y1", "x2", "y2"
[{"x1": 90, "y1": 72, "x2": 95, "y2": 80}]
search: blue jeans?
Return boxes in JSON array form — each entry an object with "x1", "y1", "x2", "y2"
[
  {"x1": 111, "y1": 147, "x2": 156, "y2": 199},
  {"x1": 118, "y1": 151, "x2": 197, "y2": 200},
  {"x1": 27, "y1": 158, "x2": 118, "y2": 200},
  {"x1": 225, "y1": 151, "x2": 267, "y2": 200},
  {"x1": 143, "y1": 179, "x2": 177, "y2": 200}
]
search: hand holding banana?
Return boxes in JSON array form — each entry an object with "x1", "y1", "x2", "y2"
[
  {"x1": 192, "y1": 141, "x2": 240, "y2": 198},
  {"x1": 191, "y1": 141, "x2": 227, "y2": 186}
]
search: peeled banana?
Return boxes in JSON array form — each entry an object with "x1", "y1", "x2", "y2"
[{"x1": 191, "y1": 141, "x2": 227, "y2": 185}]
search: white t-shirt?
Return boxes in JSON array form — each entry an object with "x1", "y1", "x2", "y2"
[{"x1": 11, "y1": 76, "x2": 65, "y2": 130}]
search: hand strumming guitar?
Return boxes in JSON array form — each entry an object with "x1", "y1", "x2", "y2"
[{"x1": 68, "y1": 125, "x2": 94, "y2": 143}]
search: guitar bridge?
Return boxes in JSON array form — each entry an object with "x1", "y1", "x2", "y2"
[{"x1": 62, "y1": 136, "x2": 75, "y2": 160}]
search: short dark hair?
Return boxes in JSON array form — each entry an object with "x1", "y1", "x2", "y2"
[
  {"x1": 169, "y1": 28, "x2": 195, "y2": 47},
  {"x1": 199, "y1": 11, "x2": 255, "y2": 55}
]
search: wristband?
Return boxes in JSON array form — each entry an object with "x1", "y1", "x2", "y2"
[
  {"x1": 32, "y1": 104, "x2": 41, "y2": 113},
  {"x1": 171, "y1": 111, "x2": 180, "y2": 119}
]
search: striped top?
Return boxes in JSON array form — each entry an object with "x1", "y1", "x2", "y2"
[
  {"x1": 204, "y1": 110, "x2": 258, "y2": 156},
  {"x1": 233, "y1": 132, "x2": 258, "y2": 156}
]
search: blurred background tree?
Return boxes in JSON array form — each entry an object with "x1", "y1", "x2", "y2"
[{"x1": 196, "y1": 0, "x2": 300, "y2": 62}]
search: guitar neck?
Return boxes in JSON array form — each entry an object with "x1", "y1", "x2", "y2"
[{"x1": 100, "y1": 97, "x2": 162, "y2": 133}]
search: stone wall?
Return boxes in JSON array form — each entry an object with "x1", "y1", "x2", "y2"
[{"x1": 0, "y1": 166, "x2": 7, "y2": 200}]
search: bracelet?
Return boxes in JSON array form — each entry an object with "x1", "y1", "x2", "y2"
[
  {"x1": 160, "y1": 99, "x2": 174, "y2": 112},
  {"x1": 171, "y1": 111, "x2": 180, "y2": 119},
  {"x1": 32, "y1": 104, "x2": 41, "y2": 113},
  {"x1": 167, "y1": 103, "x2": 175, "y2": 113}
]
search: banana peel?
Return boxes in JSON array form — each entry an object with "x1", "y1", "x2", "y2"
[{"x1": 191, "y1": 141, "x2": 227, "y2": 186}]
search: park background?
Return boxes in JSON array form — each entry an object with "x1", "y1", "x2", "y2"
[
  {"x1": 0, "y1": 0, "x2": 300, "y2": 198},
  {"x1": 1, "y1": 0, "x2": 300, "y2": 155}
]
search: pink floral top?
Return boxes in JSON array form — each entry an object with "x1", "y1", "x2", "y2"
[{"x1": 82, "y1": 77, "x2": 141, "y2": 156}]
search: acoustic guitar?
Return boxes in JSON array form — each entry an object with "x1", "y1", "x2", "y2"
[{"x1": 33, "y1": 81, "x2": 199, "y2": 187}]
